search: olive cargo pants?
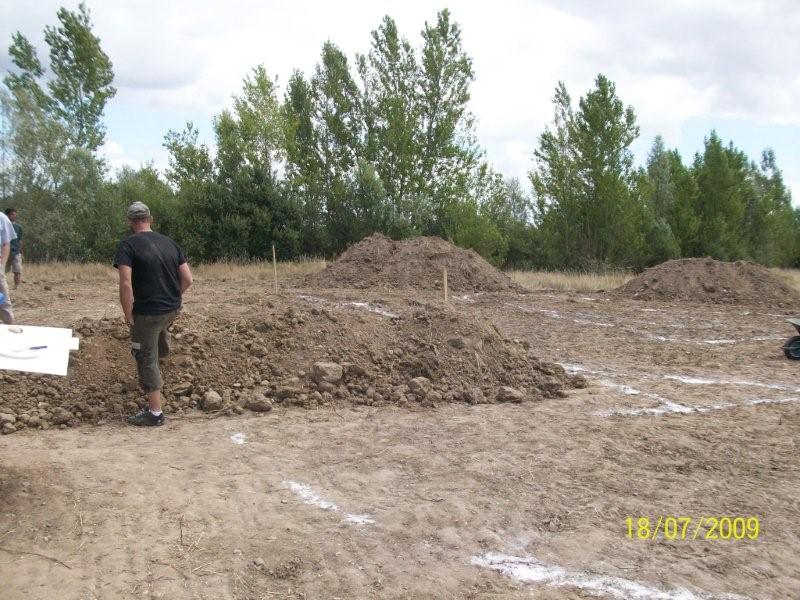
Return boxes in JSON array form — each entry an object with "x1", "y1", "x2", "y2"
[{"x1": 130, "y1": 310, "x2": 177, "y2": 393}]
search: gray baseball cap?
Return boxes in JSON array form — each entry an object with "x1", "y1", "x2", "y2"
[{"x1": 127, "y1": 202, "x2": 151, "y2": 219}]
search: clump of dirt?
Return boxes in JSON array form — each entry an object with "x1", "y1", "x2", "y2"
[
  {"x1": 305, "y1": 233, "x2": 525, "y2": 293},
  {"x1": 0, "y1": 294, "x2": 580, "y2": 435},
  {"x1": 613, "y1": 258, "x2": 800, "y2": 308}
]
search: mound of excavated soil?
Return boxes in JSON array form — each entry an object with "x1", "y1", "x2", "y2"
[
  {"x1": 0, "y1": 294, "x2": 580, "y2": 434},
  {"x1": 613, "y1": 258, "x2": 800, "y2": 307},
  {"x1": 305, "y1": 233, "x2": 525, "y2": 293}
]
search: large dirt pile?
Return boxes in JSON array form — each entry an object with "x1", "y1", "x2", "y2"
[
  {"x1": 0, "y1": 294, "x2": 580, "y2": 434},
  {"x1": 305, "y1": 233, "x2": 524, "y2": 293},
  {"x1": 613, "y1": 258, "x2": 800, "y2": 307}
]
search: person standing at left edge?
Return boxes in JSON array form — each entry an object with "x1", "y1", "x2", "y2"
[
  {"x1": 5, "y1": 208, "x2": 23, "y2": 288},
  {"x1": 114, "y1": 202, "x2": 193, "y2": 426},
  {"x1": 0, "y1": 209, "x2": 16, "y2": 324}
]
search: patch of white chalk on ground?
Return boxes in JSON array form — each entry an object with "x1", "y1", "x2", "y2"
[
  {"x1": 472, "y1": 552, "x2": 750, "y2": 600},
  {"x1": 560, "y1": 362, "x2": 727, "y2": 417},
  {"x1": 230, "y1": 432, "x2": 247, "y2": 445},
  {"x1": 512, "y1": 304, "x2": 615, "y2": 328},
  {"x1": 344, "y1": 302, "x2": 399, "y2": 319},
  {"x1": 665, "y1": 374, "x2": 800, "y2": 393},
  {"x1": 453, "y1": 293, "x2": 477, "y2": 303},
  {"x1": 298, "y1": 294, "x2": 399, "y2": 319},
  {"x1": 560, "y1": 362, "x2": 798, "y2": 416},
  {"x1": 283, "y1": 480, "x2": 374, "y2": 525},
  {"x1": 297, "y1": 294, "x2": 327, "y2": 304}
]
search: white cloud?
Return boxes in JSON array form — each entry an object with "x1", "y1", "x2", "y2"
[
  {"x1": 2, "y1": 0, "x2": 798, "y2": 191},
  {"x1": 100, "y1": 138, "x2": 140, "y2": 172}
]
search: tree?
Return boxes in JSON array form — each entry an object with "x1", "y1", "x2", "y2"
[
  {"x1": 531, "y1": 75, "x2": 644, "y2": 269},
  {"x1": 693, "y1": 131, "x2": 747, "y2": 260},
  {"x1": 641, "y1": 136, "x2": 680, "y2": 264},
  {"x1": 666, "y1": 149, "x2": 700, "y2": 256},
  {"x1": 312, "y1": 42, "x2": 365, "y2": 252},
  {"x1": 164, "y1": 69, "x2": 301, "y2": 261},
  {"x1": 571, "y1": 74, "x2": 642, "y2": 265},
  {"x1": 531, "y1": 82, "x2": 579, "y2": 267},
  {"x1": 283, "y1": 70, "x2": 326, "y2": 254},
  {"x1": 4, "y1": 33, "x2": 50, "y2": 110},
  {"x1": 646, "y1": 136, "x2": 674, "y2": 219},
  {"x1": 43, "y1": 3, "x2": 116, "y2": 150},
  {"x1": 5, "y1": 3, "x2": 116, "y2": 152},
  {"x1": 163, "y1": 122, "x2": 213, "y2": 188},
  {"x1": 748, "y1": 149, "x2": 796, "y2": 266},
  {"x1": 417, "y1": 9, "x2": 480, "y2": 231},
  {"x1": 360, "y1": 16, "x2": 420, "y2": 233},
  {"x1": 1, "y1": 3, "x2": 116, "y2": 260}
]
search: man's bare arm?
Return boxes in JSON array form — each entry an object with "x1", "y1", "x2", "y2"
[
  {"x1": 1, "y1": 242, "x2": 9, "y2": 266},
  {"x1": 178, "y1": 262, "x2": 193, "y2": 294},
  {"x1": 118, "y1": 265, "x2": 134, "y2": 324}
]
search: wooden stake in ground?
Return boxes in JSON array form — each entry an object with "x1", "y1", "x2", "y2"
[
  {"x1": 443, "y1": 267, "x2": 448, "y2": 302},
  {"x1": 272, "y1": 244, "x2": 278, "y2": 293}
]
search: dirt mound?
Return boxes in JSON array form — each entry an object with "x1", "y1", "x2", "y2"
[
  {"x1": 0, "y1": 293, "x2": 580, "y2": 434},
  {"x1": 305, "y1": 233, "x2": 524, "y2": 293},
  {"x1": 613, "y1": 258, "x2": 800, "y2": 307}
]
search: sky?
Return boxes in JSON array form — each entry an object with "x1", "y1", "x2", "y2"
[{"x1": 1, "y1": 0, "x2": 798, "y2": 200}]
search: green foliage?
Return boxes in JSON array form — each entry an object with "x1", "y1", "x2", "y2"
[
  {"x1": 4, "y1": 2, "x2": 117, "y2": 152},
  {"x1": 1, "y1": 2, "x2": 116, "y2": 261},
  {"x1": 162, "y1": 69, "x2": 301, "y2": 261},
  {"x1": 43, "y1": 3, "x2": 116, "y2": 150},
  {"x1": 447, "y1": 198, "x2": 508, "y2": 267},
  {"x1": 532, "y1": 76, "x2": 646, "y2": 269}
]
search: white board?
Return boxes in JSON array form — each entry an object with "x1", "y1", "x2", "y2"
[{"x1": 0, "y1": 324, "x2": 80, "y2": 376}]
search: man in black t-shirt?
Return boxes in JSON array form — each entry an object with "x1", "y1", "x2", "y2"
[{"x1": 113, "y1": 202, "x2": 193, "y2": 426}]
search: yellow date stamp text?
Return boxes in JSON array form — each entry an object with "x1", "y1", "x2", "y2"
[{"x1": 625, "y1": 516, "x2": 760, "y2": 541}]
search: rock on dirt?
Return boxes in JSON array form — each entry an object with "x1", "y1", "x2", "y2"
[
  {"x1": 408, "y1": 377, "x2": 431, "y2": 395},
  {"x1": 613, "y1": 258, "x2": 800, "y2": 308},
  {"x1": 245, "y1": 393, "x2": 273, "y2": 413},
  {"x1": 496, "y1": 386, "x2": 525, "y2": 403},
  {"x1": 304, "y1": 233, "x2": 525, "y2": 293},
  {"x1": 312, "y1": 362, "x2": 343, "y2": 384},
  {"x1": 462, "y1": 388, "x2": 487, "y2": 405},
  {"x1": 202, "y1": 390, "x2": 224, "y2": 411},
  {"x1": 51, "y1": 407, "x2": 72, "y2": 425},
  {"x1": 172, "y1": 382, "x2": 193, "y2": 396}
]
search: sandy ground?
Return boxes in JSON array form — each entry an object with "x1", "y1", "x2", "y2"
[{"x1": 1, "y1": 278, "x2": 799, "y2": 599}]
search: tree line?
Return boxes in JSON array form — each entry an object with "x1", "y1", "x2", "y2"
[{"x1": 1, "y1": 4, "x2": 796, "y2": 269}]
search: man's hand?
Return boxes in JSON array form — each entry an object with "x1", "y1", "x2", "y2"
[
  {"x1": 178, "y1": 262, "x2": 193, "y2": 294},
  {"x1": 118, "y1": 265, "x2": 135, "y2": 325}
]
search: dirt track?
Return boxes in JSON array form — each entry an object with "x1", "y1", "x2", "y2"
[{"x1": 2, "y1": 277, "x2": 799, "y2": 599}]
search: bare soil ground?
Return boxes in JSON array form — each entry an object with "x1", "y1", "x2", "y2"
[{"x1": 2, "y1": 274, "x2": 799, "y2": 599}]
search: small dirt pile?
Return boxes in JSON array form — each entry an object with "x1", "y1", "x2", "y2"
[
  {"x1": 305, "y1": 233, "x2": 524, "y2": 293},
  {"x1": 0, "y1": 294, "x2": 580, "y2": 435},
  {"x1": 613, "y1": 258, "x2": 800, "y2": 307}
]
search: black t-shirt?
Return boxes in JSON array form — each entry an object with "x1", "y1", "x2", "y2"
[{"x1": 113, "y1": 231, "x2": 187, "y2": 315}]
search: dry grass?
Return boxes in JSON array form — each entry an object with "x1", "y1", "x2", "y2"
[
  {"x1": 192, "y1": 258, "x2": 326, "y2": 281},
  {"x1": 508, "y1": 270, "x2": 633, "y2": 292},
  {"x1": 25, "y1": 261, "x2": 800, "y2": 295},
  {"x1": 21, "y1": 259, "x2": 327, "y2": 284},
  {"x1": 512, "y1": 268, "x2": 800, "y2": 294},
  {"x1": 771, "y1": 268, "x2": 800, "y2": 293},
  {"x1": 24, "y1": 262, "x2": 117, "y2": 283}
]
